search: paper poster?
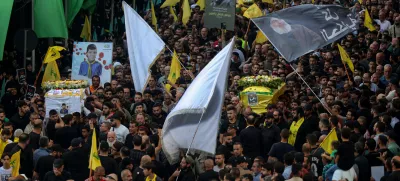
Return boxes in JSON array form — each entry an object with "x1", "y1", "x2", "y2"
[
  {"x1": 45, "y1": 96, "x2": 82, "y2": 118},
  {"x1": 204, "y1": 0, "x2": 235, "y2": 30},
  {"x1": 25, "y1": 85, "x2": 36, "y2": 100},
  {"x1": 371, "y1": 166, "x2": 384, "y2": 181},
  {"x1": 71, "y1": 42, "x2": 113, "y2": 86},
  {"x1": 17, "y1": 68, "x2": 26, "y2": 84}
]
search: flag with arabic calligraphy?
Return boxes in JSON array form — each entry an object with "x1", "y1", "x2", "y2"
[{"x1": 252, "y1": 5, "x2": 358, "y2": 62}]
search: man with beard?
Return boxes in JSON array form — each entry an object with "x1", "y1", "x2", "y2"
[
  {"x1": 99, "y1": 122, "x2": 112, "y2": 142},
  {"x1": 88, "y1": 75, "x2": 102, "y2": 95},
  {"x1": 46, "y1": 110, "x2": 60, "y2": 142},
  {"x1": 10, "y1": 100, "x2": 30, "y2": 130},
  {"x1": 34, "y1": 144, "x2": 63, "y2": 181},
  {"x1": 273, "y1": 110, "x2": 289, "y2": 130},
  {"x1": 110, "y1": 111, "x2": 129, "y2": 143},
  {"x1": 107, "y1": 131, "x2": 117, "y2": 148},
  {"x1": 213, "y1": 153, "x2": 226, "y2": 172},
  {"x1": 104, "y1": 89, "x2": 113, "y2": 102},
  {"x1": 151, "y1": 103, "x2": 167, "y2": 128},
  {"x1": 217, "y1": 133, "x2": 233, "y2": 160},
  {"x1": 261, "y1": 113, "x2": 281, "y2": 158},
  {"x1": 219, "y1": 106, "x2": 245, "y2": 144},
  {"x1": 125, "y1": 122, "x2": 138, "y2": 149},
  {"x1": 99, "y1": 102, "x2": 114, "y2": 124},
  {"x1": 293, "y1": 105, "x2": 317, "y2": 152},
  {"x1": 267, "y1": 17, "x2": 325, "y2": 61},
  {"x1": 168, "y1": 156, "x2": 196, "y2": 181},
  {"x1": 268, "y1": 129, "x2": 294, "y2": 163},
  {"x1": 63, "y1": 138, "x2": 89, "y2": 181},
  {"x1": 54, "y1": 114, "x2": 78, "y2": 149}
]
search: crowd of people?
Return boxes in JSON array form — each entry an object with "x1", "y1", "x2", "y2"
[{"x1": 0, "y1": 0, "x2": 400, "y2": 180}]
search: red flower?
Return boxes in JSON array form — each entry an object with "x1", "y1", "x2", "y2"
[{"x1": 99, "y1": 52, "x2": 104, "y2": 58}]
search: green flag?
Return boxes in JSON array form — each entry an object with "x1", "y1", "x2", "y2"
[
  {"x1": 34, "y1": 0, "x2": 68, "y2": 38},
  {"x1": 66, "y1": 0, "x2": 84, "y2": 27},
  {"x1": 0, "y1": 0, "x2": 14, "y2": 61},
  {"x1": 82, "y1": 0, "x2": 97, "y2": 14}
]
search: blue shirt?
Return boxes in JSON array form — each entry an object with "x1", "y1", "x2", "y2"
[
  {"x1": 33, "y1": 148, "x2": 50, "y2": 167},
  {"x1": 78, "y1": 60, "x2": 102, "y2": 78},
  {"x1": 283, "y1": 165, "x2": 292, "y2": 179},
  {"x1": 253, "y1": 172, "x2": 262, "y2": 181}
]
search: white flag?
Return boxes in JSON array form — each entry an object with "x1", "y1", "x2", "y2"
[
  {"x1": 162, "y1": 39, "x2": 235, "y2": 164},
  {"x1": 123, "y1": 2, "x2": 165, "y2": 92}
]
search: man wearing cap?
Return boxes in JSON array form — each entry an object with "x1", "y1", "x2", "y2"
[
  {"x1": 43, "y1": 159, "x2": 72, "y2": 181},
  {"x1": 34, "y1": 144, "x2": 63, "y2": 180},
  {"x1": 63, "y1": 138, "x2": 89, "y2": 181},
  {"x1": 110, "y1": 111, "x2": 129, "y2": 143}
]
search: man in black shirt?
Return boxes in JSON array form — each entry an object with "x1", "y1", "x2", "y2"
[
  {"x1": 307, "y1": 134, "x2": 324, "y2": 178},
  {"x1": 268, "y1": 128, "x2": 294, "y2": 162},
  {"x1": 262, "y1": 113, "x2": 281, "y2": 158},
  {"x1": 336, "y1": 128, "x2": 355, "y2": 171},
  {"x1": 151, "y1": 103, "x2": 167, "y2": 128},
  {"x1": 54, "y1": 114, "x2": 79, "y2": 149},
  {"x1": 28, "y1": 119, "x2": 42, "y2": 150},
  {"x1": 34, "y1": 144, "x2": 63, "y2": 181},
  {"x1": 125, "y1": 122, "x2": 138, "y2": 149},
  {"x1": 240, "y1": 115, "x2": 262, "y2": 160},
  {"x1": 62, "y1": 138, "x2": 89, "y2": 181},
  {"x1": 10, "y1": 100, "x2": 30, "y2": 130},
  {"x1": 10, "y1": 133, "x2": 33, "y2": 178},
  {"x1": 98, "y1": 141, "x2": 118, "y2": 175},
  {"x1": 387, "y1": 156, "x2": 400, "y2": 181},
  {"x1": 43, "y1": 159, "x2": 72, "y2": 181},
  {"x1": 198, "y1": 159, "x2": 219, "y2": 181},
  {"x1": 130, "y1": 135, "x2": 145, "y2": 168},
  {"x1": 46, "y1": 110, "x2": 59, "y2": 141}
]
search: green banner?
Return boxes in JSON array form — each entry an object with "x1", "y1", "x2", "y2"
[
  {"x1": 0, "y1": 0, "x2": 14, "y2": 61},
  {"x1": 204, "y1": 0, "x2": 235, "y2": 31},
  {"x1": 66, "y1": 0, "x2": 84, "y2": 27},
  {"x1": 34, "y1": 0, "x2": 68, "y2": 38}
]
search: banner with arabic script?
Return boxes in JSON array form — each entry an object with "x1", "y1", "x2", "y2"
[{"x1": 252, "y1": 5, "x2": 358, "y2": 62}]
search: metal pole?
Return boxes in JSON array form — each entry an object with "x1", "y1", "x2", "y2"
[
  {"x1": 32, "y1": 0, "x2": 36, "y2": 72},
  {"x1": 24, "y1": 30, "x2": 27, "y2": 68}
]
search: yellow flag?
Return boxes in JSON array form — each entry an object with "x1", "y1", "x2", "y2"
[
  {"x1": 364, "y1": 10, "x2": 376, "y2": 32},
  {"x1": 358, "y1": 0, "x2": 362, "y2": 4},
  {"x1": 42, "y1": 61, "x2": 61, "y2": 84},
  {"x1": 170, "y1": 6, "x2": 178, "y2": 22},
  {"x1": 288, "y1": 117, "x2": 305, "y2": 146},
  {"x1": 255, "y1": 31, "x2": 268, "y2": 43},
  {"x1": 196, "y1": 0, "x2": 205, "y2": 10},
  {"x1": 337, "y1": 44, "x2": 354, "y2": 73},
  {"x1": 89, "y1": 129, "x2": 102, "y2": 170},
  {"x1": 312, "y1": 0, "x2": 315, "y2": 3},
  {"x1": 262, "y1": 0, "x2": 273, "y2": 4},
  {"x1": 320, "y1": 129, "x2": 339, "y2": 154},
  {"x1": 0, "y1": 139, "x2": 9, "y2": 160},
  {"x1": 161, "y1": 0, "x2": 180, "y2": 8},
  {"x1": 182, "y1": 0, "x2": 191, "y2": 26},
  {"x1": 80, "y1": 16, "x2": 91, "y2": 41},
  {"x1": 43, "y1": 46, "x2": 66, "y2": 64},
  {"x1": 151, "y1": 0, "x2": 158, "y2": 32},
  {"x1": 166, "y1": 51, "x2": 182, "y2": 92},
  {"x1": 10, "y1": 150, "x2": 21, "y2": 177},
  {"x1": 243, "y1": 4, "x2": 263, "y2": 19},
  {"x1": 238, "y1": 0, "x2": 244, "y2": 5}
]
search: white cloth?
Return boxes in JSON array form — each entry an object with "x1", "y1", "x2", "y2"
[
  {"x1": 162, "y1": 39, "x2": 235, "y2": 164},
  {"x1": 112, "y1": 125, "x2": 129, "y2": 143},
  {"x1": 332, "y1": 167, "x2": 357, "y2": 181},
  {"x1": 123, "y1": 2, "x2": 165, "y2": 93}
]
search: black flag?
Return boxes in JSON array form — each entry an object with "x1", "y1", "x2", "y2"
[{"x1": 252, "y1": 5, "x2": 358, "y2": 62}]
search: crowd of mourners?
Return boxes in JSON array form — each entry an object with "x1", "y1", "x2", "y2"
[{"x1": 1, "y1": 0, "x2": 400, "y2": 180}]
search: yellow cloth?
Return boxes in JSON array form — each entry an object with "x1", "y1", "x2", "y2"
[
  {"x1": 160, "y1": 0, "x2": 179, "y2": 8},
  {"x1": 243, "y1": 4, "x2": 263, "y2": 19},
  {"x1": 364, "y1": 10, "x2": 376, "y2": 31},
  {"x1": 42, "y1": 61, "x2": 61, "y2": 85},
  {"x1": 239, "y1": 85, "x2": 285, "y2": 115},
  {"x1": 80, "y1": 16, "x2": 91, "y2": 41},
  {"x1": 262, "y1": 0, "x2": 273, "y2": 4},
  {"x1": 170, "y1": 6, "x2": 178, "y2": 22},
  {"x1": 43, "y1": 46, "x2": 66, "y2": 64},
  {"x1": 337, "y1": 44, "x2": 354, "y2": 73},
  {"x1": 196, "y1": 0, "x2": 205, "y2": 10},
  {"x1": 0, "y1": 139, "x2": 9, "y2": 158},
  {"x1": 358, "y1": 0, "x2": 362, "y2": 4},
  {"x1": 166, "y1": 50, "x2": 181, "y2": 92},
  {"x1": 288, "y1": 117, "x2": 305, "y2": 146},
  {"x1": 151, "y1": 0, "x2": 158, "y2": 32},
  {"x1": 145, "y1": 175, "x2": 158, "y2": 181},
  {"x1": 320, "y1": 129, "x2": 339, "y2": 154},
  {"x1": 10, "y1": 150, "x2": 21, "y2": 177},
  {"x1": 182, "y1": 0, "x2": 191, "y2": 26},
  {"x1": 89, "y1": 129, "x2": 102, "y2": 170},
  {"x1": 255, "y1": 31, "x2": 268, "y2": 43}
]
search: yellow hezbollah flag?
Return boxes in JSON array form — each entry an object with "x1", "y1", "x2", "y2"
[
  {"x1": 262, "y1": 0, "x2": 273, "y2": 4},
  {"x1": 182, "y1": 0, "x2": 191, "y2": 26},
  {"x1": 80, "y1": 16, "x2": 91, "y2": 41},
  {"x1": 42, "y1": 61, "x2": 61, "y2": 84},
  {"x1": 160, "y1": 0, "x2": 179, "y2": 8},
  {"x1": 337, "y1": 44, "x2": 354, "y2": 73},
  {"x1": 89, "y1": 129, "x2": 102, "y2": 170},
  {"x1": 239, "y1": 85, "x2": 285, "y2": 115},
  {"x1": 0, "y1": 139, "x2": 9, "y2": 160},
  {"x1": 151, "y1": 0, "x2": 158, "y2": 32},
  {"x1": 196, "y1": 0, "x2": 205, "y2": 10},
  {"x1": 43, "y1": 46, "x2": 65, "y2": 64},
  {"x1": 10, "y1": 150, "x2": 21, "y2": 177},
  {"x1": 288, "y1": 117, "x2": 305, "y2": 146},
  {"x1": 166, "y1": 51, "x2": 181, "y2": 92},
  {"x1": 255, "y1": 31, "x2": 268, "y2": 44},
  {"x1": 243, "y1": 4, "x2": 263, "y2": 19},
  {"x1": 364, "y1": 10, "x2": 376, "y2": 32},
  {"x1": 320, "y1": 128, "x2": 339, "y2": 154},
  {"x1": 170, "y1": 6, "x2": 178, "y2": 22}
]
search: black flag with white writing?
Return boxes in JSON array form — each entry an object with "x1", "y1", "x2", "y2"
[{"x1": 252, "y1": 5, "x2": 358, "y2": 62}]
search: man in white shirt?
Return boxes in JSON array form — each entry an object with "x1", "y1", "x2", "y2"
[
  {"x1": 110, "y1": 111, "x2": 129, "y2": 143},
  {"x1": 375, "y1": 11, "x2": 391, "y2": 32}
]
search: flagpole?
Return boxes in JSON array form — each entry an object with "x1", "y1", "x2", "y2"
[
  {"x1": 32, "y1": 0, "x2": 36, "y2": 72},
  {"x1": 185, "y1": 110, "x2": 205, "y2": 156},
  {"x1": 33, "y1": 55, "x2": 45, "y2": 87},
  {"x1": 289, "y1": 64, "x2": 332, "y2": 115}
]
